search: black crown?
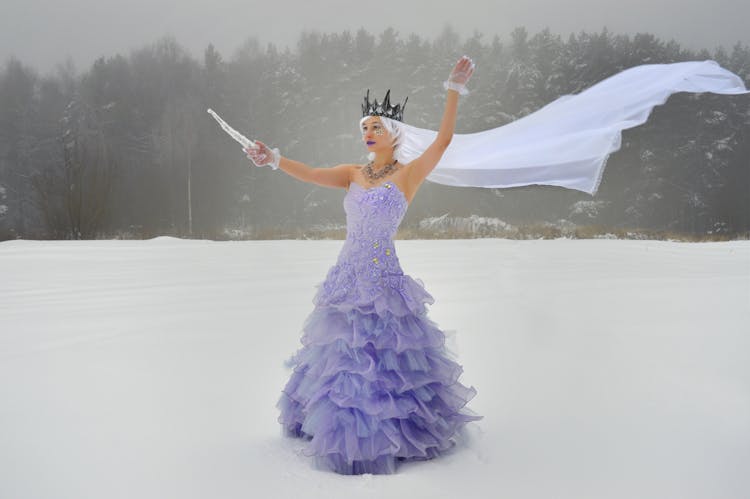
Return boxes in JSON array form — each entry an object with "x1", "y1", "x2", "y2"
[{"x1": 361, "y1": 89, "x2": 408, "y2": 122}]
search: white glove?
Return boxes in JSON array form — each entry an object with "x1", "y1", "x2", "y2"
[
  {"x1": 443, "y1": 55, "x2": 476, "y2": 96},
  {"x1": 244, "y1": 140, "x2": 280, "y2": 170}
]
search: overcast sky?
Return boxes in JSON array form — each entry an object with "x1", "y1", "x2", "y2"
[{"x1": 2, "y1": 0, "x2": 749, "y2": 75}]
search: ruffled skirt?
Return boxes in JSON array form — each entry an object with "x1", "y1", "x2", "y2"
[{"x1": 276, "y1": 273, "x2": 483, "y2": 475}]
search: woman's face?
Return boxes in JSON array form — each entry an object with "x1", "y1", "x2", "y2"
[{"x1": 361, "y1": 117, "x2": 392, "y2": 152}]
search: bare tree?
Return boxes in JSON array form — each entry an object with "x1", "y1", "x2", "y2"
[
  {"x1": 31, "y1": 98, "x2": 115, "y2": 239},
  {"x1": 157, "y1": 94, "x2": 198, "y2": 235},
  {"x1": 0, "y1": 183, "x2": 9, "y2": 239}
]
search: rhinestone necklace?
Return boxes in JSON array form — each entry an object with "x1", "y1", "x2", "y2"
[{"x1": 364, "y1": 159, "x2": 400, "y2": 183}]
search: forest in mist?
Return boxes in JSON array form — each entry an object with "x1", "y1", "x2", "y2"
[{"x1": 0, "y1": 25, "x2": 748, "y2": 240}]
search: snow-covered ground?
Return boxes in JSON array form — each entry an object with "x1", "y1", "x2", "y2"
[{"x1": 1, "y1": 237, "x2": 748, "y2": 499}]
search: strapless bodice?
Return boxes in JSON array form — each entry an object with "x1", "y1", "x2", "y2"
[{"x1": 313, "y1": 181, "x2": 412, "y2": 307}]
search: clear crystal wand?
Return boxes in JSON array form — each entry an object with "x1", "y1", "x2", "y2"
[{"x1": 206, "y1": 108, "x2": 256, "y2": 150}]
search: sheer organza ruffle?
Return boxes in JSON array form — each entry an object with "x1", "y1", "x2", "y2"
[{"x1": 277, "y1": 273, "x2": 482, "y2": 475}]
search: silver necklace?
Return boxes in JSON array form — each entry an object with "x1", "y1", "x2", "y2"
[{"x1": 364, "y1": 159, "x2": 399, "y2": 183}]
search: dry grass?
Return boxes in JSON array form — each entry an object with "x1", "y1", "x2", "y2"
[
  {"x1": 225, "y1": 224, "x2": 749, "y2": 242},
  {"x1": 8, "y1": 224, "x2": 746, "y2": 242}
]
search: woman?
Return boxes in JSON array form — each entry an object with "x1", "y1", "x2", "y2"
[{"x1": 245, "y1": 55, "x2": 481, "y2": 475}]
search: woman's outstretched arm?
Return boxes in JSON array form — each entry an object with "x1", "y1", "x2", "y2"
[
  {"x1": 279, "y1": 156, "x2": 352, "y2": 189},
  {"x1": 246, "y1": 141, "x2": 352, "y2": 189}
]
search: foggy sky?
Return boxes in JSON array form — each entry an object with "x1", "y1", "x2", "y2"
[{"x1": 2, "y1": 0, "x2": 749, "y2": 75}]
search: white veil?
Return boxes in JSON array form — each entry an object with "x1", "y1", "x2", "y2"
[{"x1": 393, "y1": 60, "x2": 750, "y2": 196}]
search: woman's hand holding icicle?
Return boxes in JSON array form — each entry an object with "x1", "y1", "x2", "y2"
[
  {"x1": 444, "y1": 55, "x2": 476, "y2": 95},
  {"x1": 244, "y1": 140, "x2": 280, "y2": 170}
]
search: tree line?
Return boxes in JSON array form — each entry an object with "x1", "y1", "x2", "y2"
[{"x1": 0, "y1": 25, "x2": 748, "y2": 240}]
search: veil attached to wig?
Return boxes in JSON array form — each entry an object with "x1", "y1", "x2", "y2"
[{"x1": 390, "y1": 60, "x2": 749, "y2": 196}]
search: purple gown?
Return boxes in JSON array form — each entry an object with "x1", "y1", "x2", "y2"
[{"x1": 276, "y1": 180, "x2": 483, "y2": 475}]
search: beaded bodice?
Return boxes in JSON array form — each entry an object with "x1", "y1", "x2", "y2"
[
  {"x1": 343, "y1": 181, "x2": 407, "y2": 241},
  {"x1": 313, "y1": 181, "x2": 411, "y2": 308}
]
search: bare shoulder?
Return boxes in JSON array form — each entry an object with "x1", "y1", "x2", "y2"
[
  {"x1": 309, "y1": 163, "x2": 358, "y2": 189},
  {"x1": 347, "y1": 163, "x2": 361, "y2": 180}
]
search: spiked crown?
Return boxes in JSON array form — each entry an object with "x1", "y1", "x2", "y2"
[{"x1": 361, "y1": 89, "x2": 408, "y2": 122}]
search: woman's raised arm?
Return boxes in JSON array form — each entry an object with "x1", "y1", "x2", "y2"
[{"x1": 407, "y1": 56, "x2": 475, "y2": 187}]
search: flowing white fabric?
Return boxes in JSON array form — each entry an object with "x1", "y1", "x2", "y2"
[{"x1": 395, "y1": 60, "x2": 750, "y2": 196}]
